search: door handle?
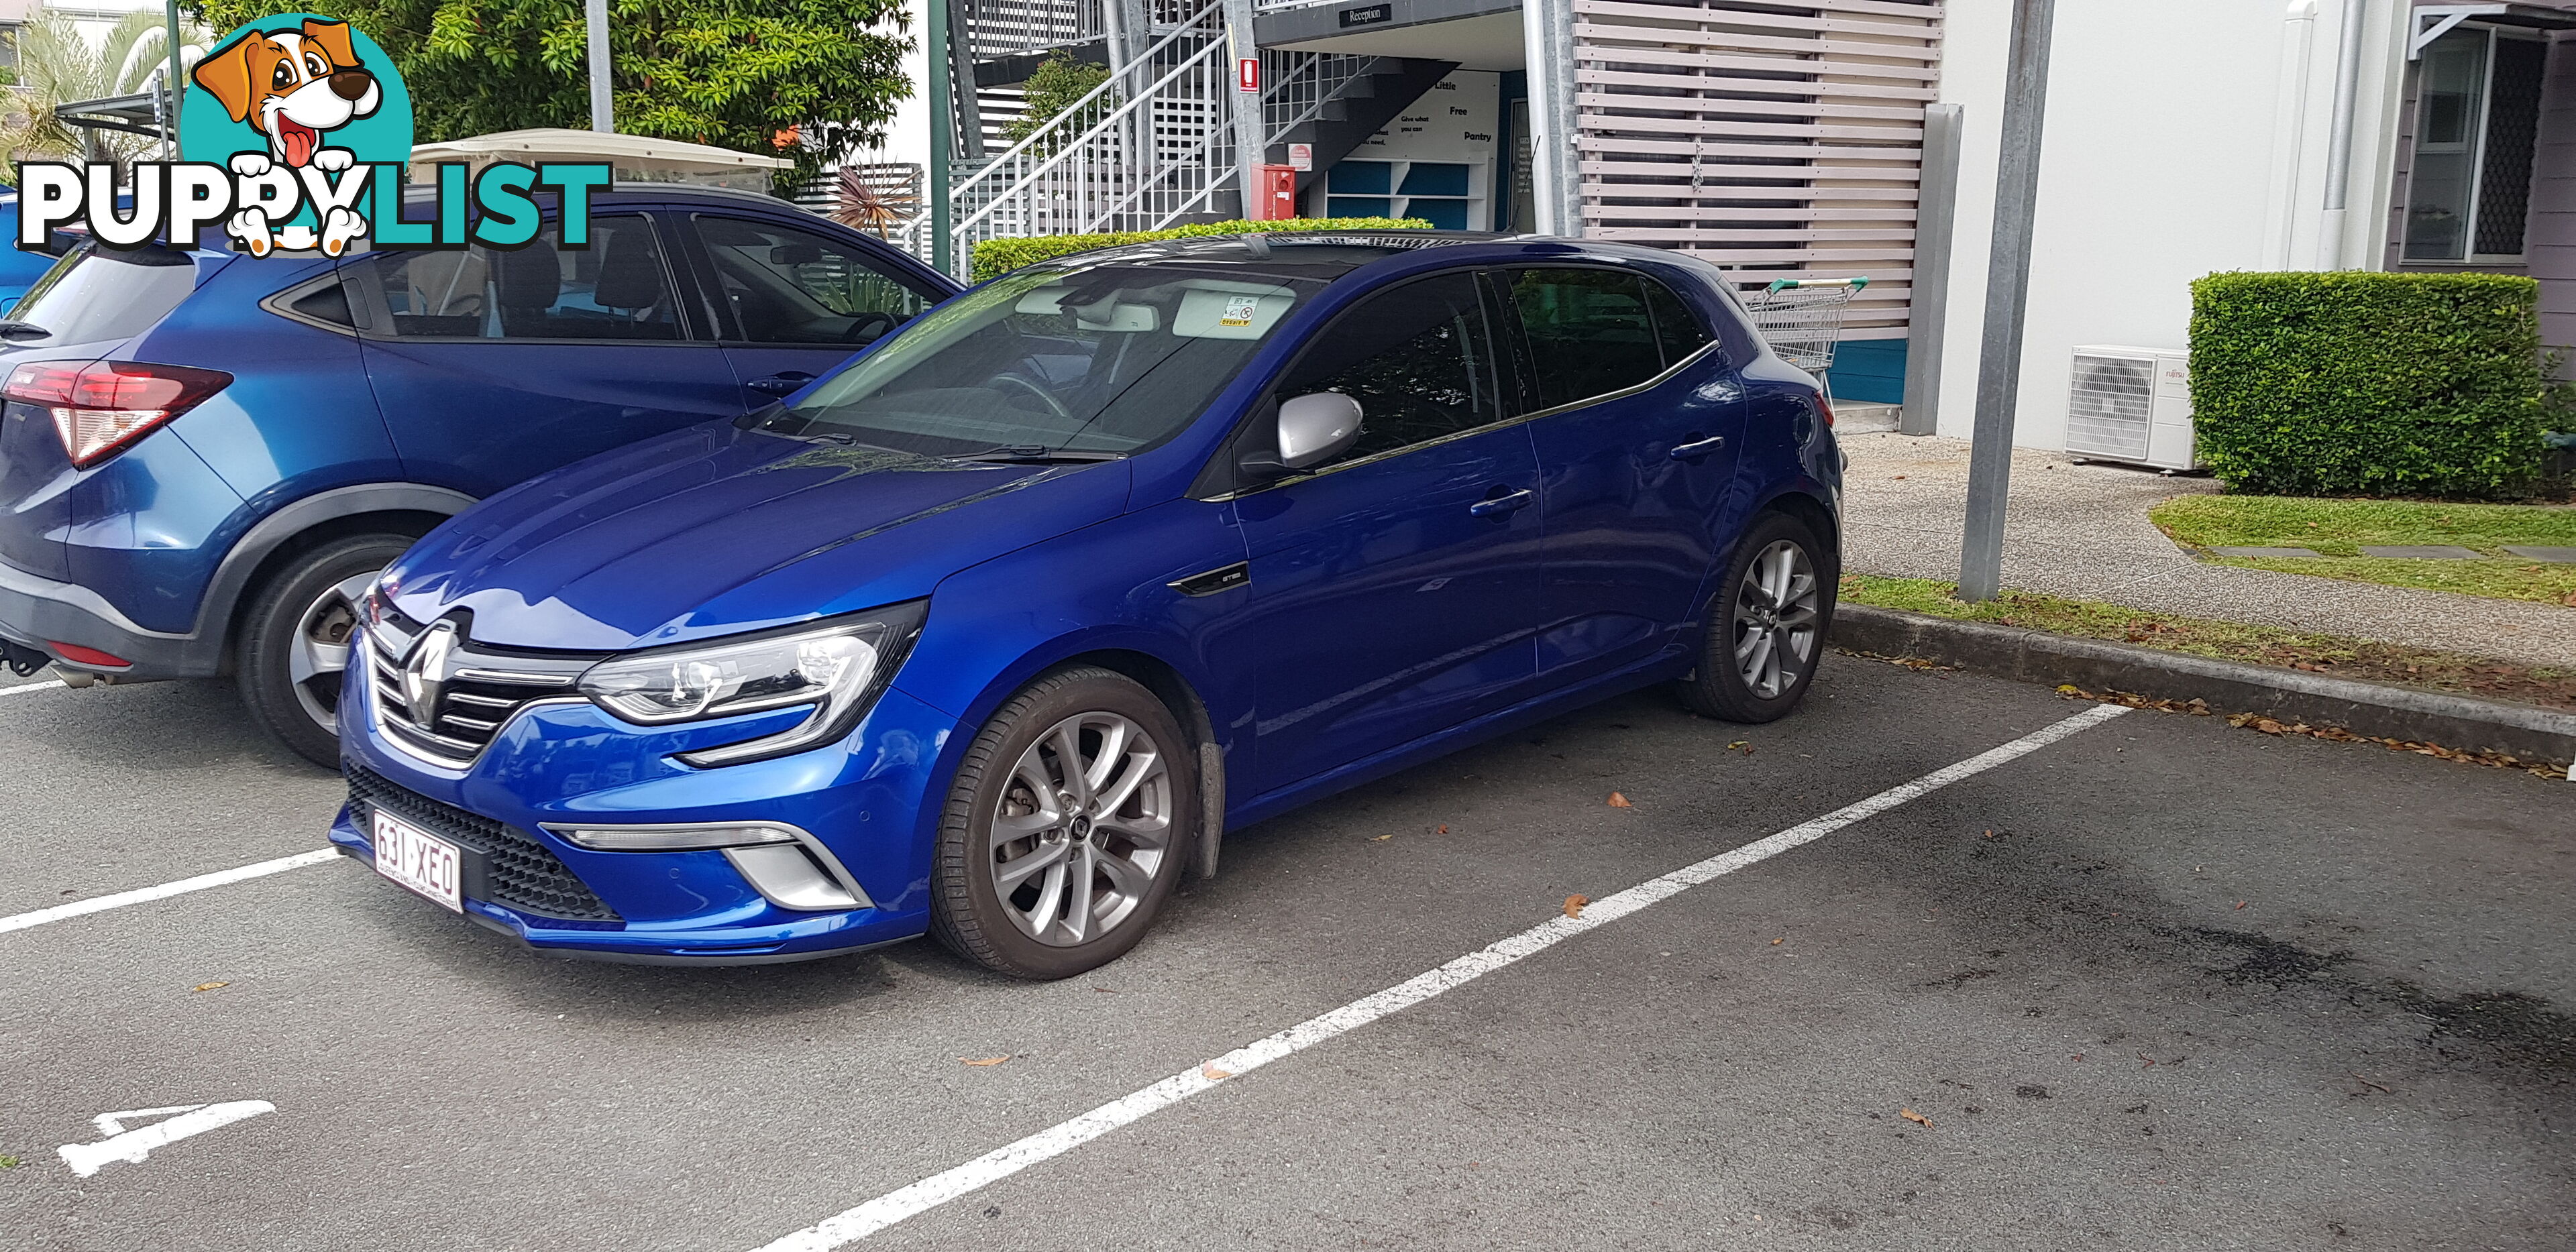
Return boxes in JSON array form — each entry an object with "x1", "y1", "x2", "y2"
[
  {"x1": 747, "y1": 372, "x2": 817, "y2": 396},
  {"x1": 1668, "y1": 434, "x2": 1727, "y2": 461},
  {"x1": 1468, "y1": 488, "x2": 1535, "y2": 518}
]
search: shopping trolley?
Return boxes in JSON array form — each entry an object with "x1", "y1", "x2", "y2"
[{"x1": 1741, "y1": 276, "x2": 1869, "y2": 404}]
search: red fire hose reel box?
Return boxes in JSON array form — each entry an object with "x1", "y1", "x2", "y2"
[{"x1": 1252, "y1": 164, "x2": 1297, "y2": 221}]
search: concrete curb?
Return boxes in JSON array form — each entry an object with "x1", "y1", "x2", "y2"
[{"x1": 1830, "y1": 604, "x2": 2576, "y2": 767}]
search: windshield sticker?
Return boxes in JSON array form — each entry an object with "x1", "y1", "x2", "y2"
[{"x1": 1219, "y1": 296, "x2": 1260, "y2": 328}]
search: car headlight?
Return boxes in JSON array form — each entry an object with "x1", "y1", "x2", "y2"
[{"x1": 576, "y1": 601, "x2": 926, "y2": 766}]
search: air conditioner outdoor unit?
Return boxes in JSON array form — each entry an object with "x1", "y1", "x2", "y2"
[{"x1": 2065, "y1": 345, "x2": 2198, "y2": 472}]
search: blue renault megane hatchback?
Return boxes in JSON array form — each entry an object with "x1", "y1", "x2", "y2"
[{"x1": 335, "y1": 233, "x2": 1843, "y2": 977}]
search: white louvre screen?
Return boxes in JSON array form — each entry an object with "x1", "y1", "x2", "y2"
[{"x1": 1572, "y1": 0, "x2": 1941, "y2": 339}]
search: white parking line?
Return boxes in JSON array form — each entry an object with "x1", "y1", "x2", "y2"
[
  {"x1": 2, "y1": 678, "x2": 66, "y2": 698},
  {"x1": 0, "y1": 850, "x2": 339, "y2": 935},
  {"x1": 747, "y1": 702, "x2": 2133, "y2": 1251}
]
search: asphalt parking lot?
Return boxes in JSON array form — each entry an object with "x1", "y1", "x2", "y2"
[{"x1": 1, "y1": 657, "x2": 2569, "y2": 1251}]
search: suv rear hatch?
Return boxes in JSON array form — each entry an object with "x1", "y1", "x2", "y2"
[{"x1": 0, "y1": 241, "x2": 213, "y2": 581}]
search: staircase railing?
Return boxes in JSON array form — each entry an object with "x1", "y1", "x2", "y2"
[
  {"x1": 906, "y1": 0, "x2": 1232, "y2": 278},
  {"x1": 894, "y1": 8, "x2": 1417, "y2": 276}
]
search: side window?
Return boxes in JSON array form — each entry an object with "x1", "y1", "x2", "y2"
[
  {"x1": 1273, "y1": 271, "x2": 1501, "y2": 466},
  {"x1": 1643, "y1": 276, "x2": 1714, "y2": 367},
  {"x1": 1506, "y1": 268, "x2": 1666, "y2": 410},
  {"x1": 690, "y1": 215, "x2": 933, "y2": 345},
  {"x1": 362, "y1": 214, "x2": 682, "y2": 341}
]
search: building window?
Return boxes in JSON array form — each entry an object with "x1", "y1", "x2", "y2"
[{"x1": 2405, "y1": 27, "x2": 2546, "y2": 262}]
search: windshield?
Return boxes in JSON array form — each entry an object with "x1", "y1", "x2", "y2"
[
  {"x1": 7, "y1": 242, "x2": 199, "y2": 344},
  {"x1": 755, "y1": 258, "x2": 1332, "y2": 457}
]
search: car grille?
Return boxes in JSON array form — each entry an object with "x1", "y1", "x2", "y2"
[
  {"x1": 364, "y1": 608, "x2": 598, "y2": 767},
  {"x1": 346, "y1": 766, "x2": 623, "y2": 925}
]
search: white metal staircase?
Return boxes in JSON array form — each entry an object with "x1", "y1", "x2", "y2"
[{"x1": 904, "y1": 0, "x2": 1437, "y2": 279}]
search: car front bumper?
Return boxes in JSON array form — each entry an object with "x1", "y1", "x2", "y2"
[{"x1": 333, "y1": 649, "x2": 953, "y2": 963}]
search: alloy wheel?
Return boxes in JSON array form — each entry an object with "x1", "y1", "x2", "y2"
[
  {"x1": 288, "y1": 569, "x2": 380, "y2": 735},
  {"x1": 1731, "y1": 538, "x2": 1820, "y2": 699},
  {"x1": 986, "y1": 711, "x2": 1174, "y2": 947}
]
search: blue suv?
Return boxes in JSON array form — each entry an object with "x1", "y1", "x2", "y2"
[
  {"x1": 337, "y1": 233, "x2": 1843, "y2": 977},
  {"x1": 0, "y1": 184, "x2": 957, "y2": 764}
]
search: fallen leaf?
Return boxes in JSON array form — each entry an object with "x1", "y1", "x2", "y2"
[
  {"x1": 1436, "y1": 824, "x2": 1449, "y2": 835},
  {"x1": 1091, "y1": 986, "x2": 1116, "y2": 993},
  {"x1": 1726, "y1": 740, "x2": 1749, "y2": 750},
  {"x1": 1606, "y1": 792, "x2": 1633, "y2": 808},
  {"x1": 1201, "y1": 1063, "x2": 1232, "y2": 1081},
  {"x1": 1562, "y1": 894, "x2": 1589, "y2": 918},
  {"x1": 1892, "y1": 474, "x2": 1907, "y2": 480},
  {"x1": 960, "y1": 1056, "x2": 1010, "y2": 1067},
  {"x1": 1900, "y1": 1108, "x2": 1933, "y2": 1127},
  {"x1": 191, "y1": 981, "x2": 229, "y2": 992},
  {"x1": 1770, "y1": 937, "x2": 1784, "y2": 946},
  {"x1": 1369, "y1": 833, "x2": 1394, "y2": 842},
  {"x1": 2235, "y1": 901, "x2": 2248, "y2": 909}
]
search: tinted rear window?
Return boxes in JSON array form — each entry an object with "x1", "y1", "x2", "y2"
[{"x1": 9, "y1": 243, "x2": 198, "y2": 345}]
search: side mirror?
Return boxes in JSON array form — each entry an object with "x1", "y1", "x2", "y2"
[{"x1": 1240, "y1": 392, "x2": 1364, "y2": 481}]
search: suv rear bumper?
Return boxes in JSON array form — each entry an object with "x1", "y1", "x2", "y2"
[{"x1": 0, "y1": 555, "x2": 222, "y2": 680}]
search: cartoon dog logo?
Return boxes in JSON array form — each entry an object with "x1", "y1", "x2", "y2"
[
  {"x1": 190, "y1": 17, "x2": 380, "y2": 255},
  {"x1": 190, "y1": 18, "x2": 381, "y2": 170}
]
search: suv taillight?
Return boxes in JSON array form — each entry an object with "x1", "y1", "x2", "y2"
[{"x1": 3, "y1": 359, "x2": 233, "y2": 469}]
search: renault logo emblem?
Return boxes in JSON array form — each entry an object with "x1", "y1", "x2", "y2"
[{"x1": 401, "y1": 620, "x2": 458, "y2": 732}]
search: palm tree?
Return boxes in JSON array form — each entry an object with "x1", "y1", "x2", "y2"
[{"x1": 1, "y1": 7, "x2": 211, "y2": 172}]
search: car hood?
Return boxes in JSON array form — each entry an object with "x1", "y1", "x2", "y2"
[{"x1": 387, "y1": 420, "x2": 1133, "y2": 652}]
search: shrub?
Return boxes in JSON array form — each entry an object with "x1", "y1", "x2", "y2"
[
  {"x1": 2188, "y1": 271, "x2": 2546, "y2": 499},
  {"x1": 969, "y1": 217, "x2": 1433, "y2": 282}
]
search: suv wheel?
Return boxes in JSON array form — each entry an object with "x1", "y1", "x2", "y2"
[
  {"x1": 236, "y1": 533, "x2": 413, "y2": 767},
  {"x1": 1678, "y1": 510, "x2": 1836, "y2": 723},
  {"x1": 930, "y1": 667, "x2": 1198, "y2": 979}
]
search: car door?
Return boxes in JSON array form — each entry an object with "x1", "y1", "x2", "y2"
[
  {"x1": 350, "y1": 211, "x2": 749, "y2": 497},
  {"x1": 672, "y1": 211, "x2": 953, "y2": 407},
  {"x1": 1222, "y1": 269, "x2": 1545, "y2": 794},
  {"x1": 1502, "y1": 266, "x2": 1745, "y2": 683}
]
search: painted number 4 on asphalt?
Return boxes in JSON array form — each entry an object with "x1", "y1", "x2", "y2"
[{"x1": 56, "y1": 1101, "x2": 275, "y2": 1177}]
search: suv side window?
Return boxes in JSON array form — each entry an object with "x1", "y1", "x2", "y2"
[
  {"x1": 359, "y1": 214, "x2": 683, "y2": 341},
  {"x1": 688, "y1": 215, "x2": 934, "y2": 345},
  {"x1": 1271, "y1": 270, "x2": 1503, "y2": 469},
  {"x1": 1503, "y1": 268, "x2": 1668, "y2": 410}
]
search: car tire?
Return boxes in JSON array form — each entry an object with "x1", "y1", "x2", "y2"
[
  {"x1": 1678, "y1": 510, "x2": 1837, "y2": 724},
  {"x1": 930, "y1": 667, "x2": 1199, "y2": 980},
  {"x1": 235, "y1": 532, "x2": 413, "y2": 769}
]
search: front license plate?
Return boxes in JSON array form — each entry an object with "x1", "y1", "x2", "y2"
[{"x1": 371, "y1": 810, "x2": 463, "y2": 913}]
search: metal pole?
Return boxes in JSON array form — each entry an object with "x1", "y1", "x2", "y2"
[
  {"x1": 1900, "y1": 103, "x2": 1962, "y2": 437},
  {"x1": 1224, "y1": 0, "x2": 1264, "y2": 220},
  {"x1": 1521, "y1": 0, "x2": 1580, "y2": 235},
  {"x1": 585, "y1": 0, "x2": 613, "y2": 133},
  {"x1": 162, "y1": 0, "x2": 183, "y2": 151},
  {"x1": 2314, "y1": 0, "x2": 2367, "y2": 269},
  {"x1": 929, "y1": 0, "x2": 954, "y2": 276},
  {"x1": 1957, "y1": 0, "x2": 2054, "y2": 604}
]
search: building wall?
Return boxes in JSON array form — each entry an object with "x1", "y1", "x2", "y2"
[
  {"x1": 2525, "y1": 33, "x2": 2576, "y2": 355},
  {"x1": 1926, "y1": 0, "x2": 2408, "y2": 449}
]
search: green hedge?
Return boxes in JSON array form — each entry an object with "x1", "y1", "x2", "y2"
[
  {"x1": 969, "y1": 217, "x2": 1432, "y2": 282},
  {"x1": 2188, "y1": 271, "x2": 2546, "y2": 499}
]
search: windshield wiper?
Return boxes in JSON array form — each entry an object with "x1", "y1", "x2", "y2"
[
  {"x1": 0, "y1": 321, "x2": 52, "y2": 342},
  {"x1": 951, "y1": 445, "x2": 1126, "y2": 463}
]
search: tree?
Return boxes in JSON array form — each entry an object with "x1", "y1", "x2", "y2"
[
  {"x1": 999, "y1": 49, "x2": 1112, "y2": 155},
  {"x1": 1, "y1": 7, "x2": 213, "y2": 172},
  {"x1": 187, "y1": 0, "x2": 912, "y2": 192}
]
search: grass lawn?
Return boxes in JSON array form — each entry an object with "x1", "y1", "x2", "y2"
[
  {"x1": 2149, "y1": 495, "x2": 2576, "y2": 606},
  {"x1": 1838, "y1": 573, "x2": 2576, "y2": 713}
]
